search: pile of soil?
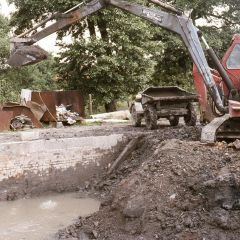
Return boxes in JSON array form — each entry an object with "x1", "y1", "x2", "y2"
[{"x1": 56, "y1": 126, "x2": 240, "y2": 240}]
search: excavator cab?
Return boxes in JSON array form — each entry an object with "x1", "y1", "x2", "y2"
[
  {"x1": 222, "y1": 35, "x2": 240, "y2": 90},
  {"x1": 8, "y1": 45, "x2": 48, "y2": 67},
  {"x1": 194, "y1": 35, "x2": 240, "y2": 121},
  {"x1": 226, "y1": 46, "x2": 240, "y2": 72},
  {"x1": 193, "y1": 34, "x2": 240, "y2": 142}
]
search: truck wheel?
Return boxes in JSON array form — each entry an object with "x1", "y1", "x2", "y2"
[
  {"x1": 184, "y1": 103, "x2": 197, "y2": 126},
  {"x1": 144, "y1": 105, "x2": 157, "y2": 130},
  {"x1": 169, "y1": 116, "x2": 179, "y2": 126},
  {"x1": 131, "y1": 105, "x2": 142, "y2": 127}
]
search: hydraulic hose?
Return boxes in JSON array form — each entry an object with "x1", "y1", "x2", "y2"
[{"x1": 201, "y1": 36, "x2": 235, "y2": 92}]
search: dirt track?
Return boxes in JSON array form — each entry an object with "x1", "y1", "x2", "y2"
[{"x1": 56, "y1": 124, "x2": 240, "y2": 240}]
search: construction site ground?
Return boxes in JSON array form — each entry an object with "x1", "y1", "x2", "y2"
[{"x1": 52, "y1": 121, "x2": 240, "y2": 240}]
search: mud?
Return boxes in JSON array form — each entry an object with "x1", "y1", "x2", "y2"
[
  {"x1": 55, "y1": 125, "x2": 240, "y2": 240},
  {"x1": 0, "y1": 192, "x2": 100, "y2": 240},
  {"x1": 4, "y1": 122, "x2": 240, "y2": 239}
]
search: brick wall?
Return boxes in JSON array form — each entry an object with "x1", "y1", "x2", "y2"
[{"x1": 0, "y1": 131, "x2": 128, "y2": 200}]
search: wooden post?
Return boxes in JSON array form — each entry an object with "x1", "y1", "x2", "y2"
[
  {"x1": 107, "y1": 135, "x2": 143, "y2": 174},
  {"x1": 89, "y1": 94, "x2": 93, "y2": 115}
]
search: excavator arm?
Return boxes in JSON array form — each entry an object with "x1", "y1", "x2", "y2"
[
  {"x1": 8, "y1": 0, "x2": 227, "y2": 114},
  {"x1": 14, "y1": 0, "x2": 106, "y2": 44},
  {"x1": 8, "y1": 0, "x2": 106, "y2": 66}
]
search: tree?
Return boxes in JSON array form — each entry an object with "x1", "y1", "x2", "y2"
[
  {"x1": 0, "y1": 59, "x2": 59, "y2": 103},
  {"x1": 0, "y1": 13, "x2": 58, "y2": 103},
  {"x1": 0, "y1": 14, "x2": 10, "y2": 66},
  {"x1": 173, "y1": 0, "x2": 240, "y2": 29},
  {"x1": 151, "y1": 0, "x2": 240, "y2": 89},
  {"x1": 55, "y1": 7, "x2": 158, "y2": 111}
]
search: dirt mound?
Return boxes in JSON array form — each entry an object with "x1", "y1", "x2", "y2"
[{"x1": 56, "y1": 126, "x2": 240, "y2": 240}]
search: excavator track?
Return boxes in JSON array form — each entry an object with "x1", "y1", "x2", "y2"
[{"x1": 201, "y1": 114, "x2": 240, "y2": 143}]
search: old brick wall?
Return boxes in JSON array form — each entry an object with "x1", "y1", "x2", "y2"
[{"x1": 0, "y1": 128, "x2": 129, "y2": 200}]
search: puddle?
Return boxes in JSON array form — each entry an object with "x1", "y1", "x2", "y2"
[{"x1": 0, "y1": 192, "x2": 100, "y2": 240}]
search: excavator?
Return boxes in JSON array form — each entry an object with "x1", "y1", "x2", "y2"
[{"x1": 7, "y1": 0, "x2": 240, "y2": 143}]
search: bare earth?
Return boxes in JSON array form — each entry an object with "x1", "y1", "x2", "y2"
[{"x1": 56, "y1": 124, "x2": 240, "y2": 240}]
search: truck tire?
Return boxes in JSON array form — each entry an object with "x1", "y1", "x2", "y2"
[
  {"x1": 144, "y1": 105, "x2": 157, "y2": 130},
  {"x1": 131, "y1": 105, "x2": 142, "y2": 127},
  {"x1": 169, "y1": 116, "x2": 179, "y2": 126},
  {"x1": 184, "y1": 103, "x2": 197, "y2": 126}
]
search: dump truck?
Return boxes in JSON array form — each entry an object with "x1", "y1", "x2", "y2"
[
  {"x1": 130, "y1": 87, "x2": 198, "y2": 129},
  {"x1": 8, "y1": 0, "x2": 240, "y2": 142}
]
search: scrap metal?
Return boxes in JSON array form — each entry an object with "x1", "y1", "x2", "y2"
[{"x1": 10, "y1": 115, "x2": 33, "y2": 131}]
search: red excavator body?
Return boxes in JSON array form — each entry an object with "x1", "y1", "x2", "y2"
[{"x1": 193, "y1": 34, "x2": 240, "y2": 123}]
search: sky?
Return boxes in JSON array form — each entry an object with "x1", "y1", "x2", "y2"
[
  {"x1": 0, "y1": 0, "x2": 62, "y2": 53},
  {"x1": 0, "y1": 0, "x2": 14, "y2": 16}
]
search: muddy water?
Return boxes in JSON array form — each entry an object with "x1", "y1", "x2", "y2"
[{"x1": 0, "y1": 193, "x2": 100, "y2": 240}]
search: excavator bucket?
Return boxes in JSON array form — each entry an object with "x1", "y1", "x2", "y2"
[
  {"x1": 8, "y1": 45, "x2": 48, "y2": 67},
  {"x1": 201, "y1": 114, "x2": 240, "y2": 143},
  {"x1": 201, "y1": 101, "x2": 240, "y2": 143}
]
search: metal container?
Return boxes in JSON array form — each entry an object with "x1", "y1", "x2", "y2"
[
  {"x1": 31, "y1": 90, "x2": 85, "y2": 122},
  {"x1": 130, "y1": 86, "x2": 198, "y2": 129}
]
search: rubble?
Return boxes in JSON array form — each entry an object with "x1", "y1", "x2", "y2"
[
  {"x1": 55, "y1": 125, "x2": 240, "y2": 240},
  {"x1": 56, "y1": 104, "x2": 80, "y2": 125},
  {"x1": 84, "y1": 119, "x2": 129, "y2": 124},
  {"x1": 228, "y1": 139, "x2": 240, "y2": 150},
  {"x1": 10, "y1": 115, "x2": 33, "y2": 130}
]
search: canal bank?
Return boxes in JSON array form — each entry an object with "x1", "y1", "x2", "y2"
[{"x1": 0, "y1": 124, "x2": 141, "y2": 200}]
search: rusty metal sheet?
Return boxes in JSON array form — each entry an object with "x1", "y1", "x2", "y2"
[
  {"x1": 55, "y1": 90, "x2": 84, "y2": 117},
  {"x1": 26, "y1": 101, "x2": 47, "y2": 121},
  {"x1": 31, "y1": 92, "x2": 57, "y2": 122},
  {"x1": 0, "y1": 111, "x2": 13, "y2": 131},
  {"x1": 31, "y1": 90, "x2": 85, "y2": 122},
  {"x1": 2, "y1": 105, "x2": 43, "y2": 129}
]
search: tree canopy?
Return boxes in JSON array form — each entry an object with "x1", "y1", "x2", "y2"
[
  {"x1": 0, "y1": 14, "x2": 10, "y2": 66},
  {"x1": 55, "y1": 7, "x2": 160, "y2": 110},
  {"x1": 0, "y1": 14, "x2": 58, "y2": 103}
]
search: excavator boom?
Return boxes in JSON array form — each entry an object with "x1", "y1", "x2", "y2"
[{"x1": 8, "y1": 0, "x2": 106, "y2": 67}]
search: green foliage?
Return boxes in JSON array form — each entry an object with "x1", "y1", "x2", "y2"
[
  {"x1": 0, "y1": 14, "x2": 58, "y2": 103},
  {"x1": 151, "y1": 30, "x2": 193, "y2": 90},
  {"x1": 0, "y1": 15, "x2": 10, "y2": 64},
  {"x1": 56, "y1": 7, "x2": 158, "y2": 105},
  {"x1": 0, "y1": 58, "x2": 58, "y2": 103},
  {"x1": 174, "y1": 0, "x2": 240, "y2": 30},
  {"x1": 9, "y1": 0, "x2": 85, "y2": 34},
  {"x1": 9, "y1": 0, "x2": 160, "y2": 108}
]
